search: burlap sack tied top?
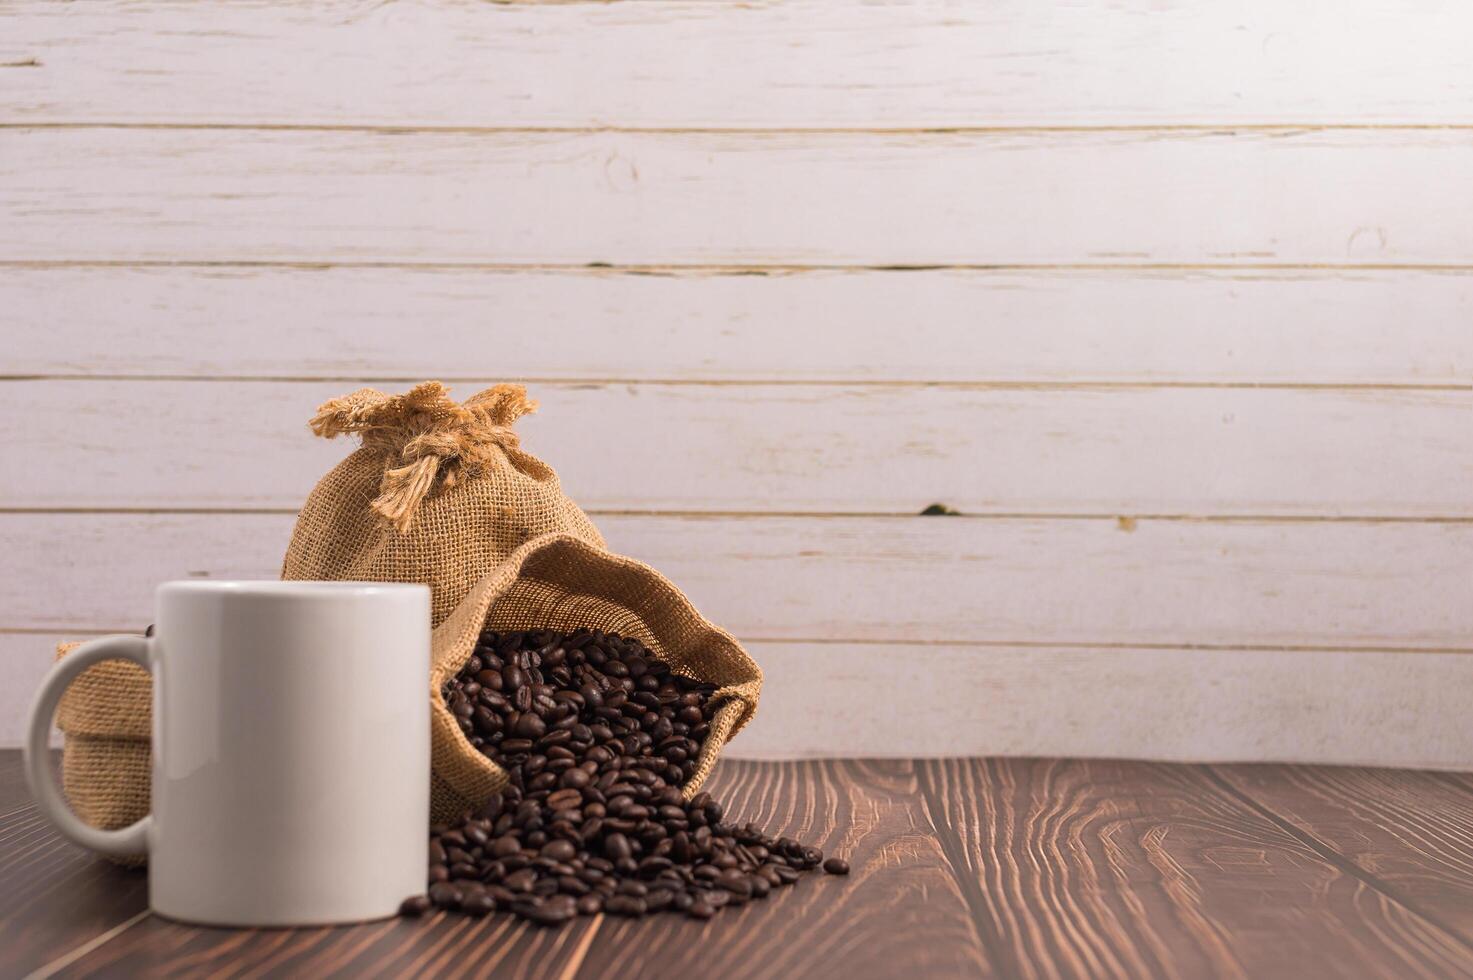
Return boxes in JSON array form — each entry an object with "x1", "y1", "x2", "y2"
[
  {"x1": 282, "y1": 381, "x2": 762, "y2": 823},
  {"x1": 282, "y1": 381, "x2": 606, "y2": 625}
]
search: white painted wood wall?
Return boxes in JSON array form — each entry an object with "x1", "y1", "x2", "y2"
[{"x1": 2, "y1": 0, "x2": 1470, "y2": 767}]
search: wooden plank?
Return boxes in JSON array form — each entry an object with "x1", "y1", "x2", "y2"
[
  {"x1": 734, "y1": 644, "x2": 1473, "y2": 770},
  {"x1": 7, "y1": 633, "x2": 1471, "y2": 769},
  {"x1": 4, "y1": 128, "x2": 1471, "y2": 265},
  {"x1": 918, "y1": 758, "x2": 1473, "y2": 978},
  {"x1": 5, "y1": 512, "x2": 1473, "y2": 651},
  {"x1": 0, "y1": 798, "x2": 149, "y2": 979},
  {"x1": 574, "y1": 760, "x2": 993, "y2": 979},
  {"x1": 1210, "y1": 765, "x2": 1473, "y2": 933},
  {"x1": 6, "y1": 379, "x2": 1473, "y2": 517},
  {"x1": 5, "y1": 1, "x2": 1473, "y2": 127},
  {"x1": 7, "y1": 266, "x2": 1473, "y2": 386}
]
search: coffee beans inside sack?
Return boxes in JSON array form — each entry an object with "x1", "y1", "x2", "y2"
[{"x1": 404, "y1": 629, "x2": 845, "y2": 924}]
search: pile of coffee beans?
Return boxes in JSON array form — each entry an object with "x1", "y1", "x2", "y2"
[{"x1": 402, "y1": 627, "x2": 847, "y2": 925}]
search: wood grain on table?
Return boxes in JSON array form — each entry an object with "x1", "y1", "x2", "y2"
[{"x1": 4, "y1": 753, "x2": 1473, "y2": 979}]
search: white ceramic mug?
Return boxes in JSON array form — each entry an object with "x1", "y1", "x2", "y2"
[{"x1": 24, "y1": 580, "x2": 431, "y2": 927}]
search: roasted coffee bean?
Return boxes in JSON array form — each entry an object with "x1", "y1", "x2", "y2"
[
  {"x1": 823, "y1": 858, "x2": 851, "y2": 875},
  {"x1": 603, "y1": 832, "x2": 633, "y2": 862},
  {"x1": 560, "y1": 768, "x2": 592, "y2": 790},
  {"x1": 399, "y1": 894, "x2": 432, "y2": 916},
  {"x1": 428, "y1": 628, "x2": 837, "y2": 924},
  {"x1": 604, "y1": 894, "x2": 647, "y2": 916},
  {"x1": 428, "y1": 882, "x2": 463, "y2": 909},
  {"x1": 504, "y1": 868, "x2": 538, "y2": 893},
  {"x1": 514, "y1": 711, "x2": 547, "y2": 738},
  {"x1": 718, "y1": 871, "x2": 753, "y2": 898},
  {"x1": 541, "y1": 839, "x2": 577, "y2": 863},
  {"x1": 517, "y1": 895, "x2": 576, "y2": 926},
  {"x1": 461, "y1": 892, "x2": 497, "y2": 916},
  {"x1": 557, "y1": 874, "x2": 590, "y2": 896}
]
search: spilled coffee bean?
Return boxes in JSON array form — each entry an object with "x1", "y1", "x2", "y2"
[
  {"x1": 412, "y1": 628, "x2": 847, "y2": 924},
  {"x1": 398, "y1": 894, "x2": 431, "y2": 916}
]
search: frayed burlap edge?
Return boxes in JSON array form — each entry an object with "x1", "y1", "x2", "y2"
[{"x1": 428, "y1": 532, "x2": 762, "y2": 824}]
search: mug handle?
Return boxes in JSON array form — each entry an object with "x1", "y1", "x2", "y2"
[{"x1": 24, "y1": 634, "x2": 153, "y2": 857}]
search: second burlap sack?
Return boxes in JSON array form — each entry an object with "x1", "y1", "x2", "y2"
[
  {"x1": 51, "y1": 639, "x2": 151, "y2": 867},
  {"x1": 283, "y1": 381, "x2": 761, "y2": 823}
]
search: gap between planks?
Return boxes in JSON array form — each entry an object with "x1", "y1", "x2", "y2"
[
  {"x1": 6, "y1": 122, "x2": 1473, "y2": 136},
  {"x1": 3, "y1": 508, "x2": 1473, "y2": 525},
  {"x1": 2, "y1": 375, "x2": 1471, "y2": 392},
  {"x1": 6, "y1": 628, "x2": 1472, "y2": 657},
  {"x1": 8, "y1": 261, "x2": 1473, "y2": 273}
]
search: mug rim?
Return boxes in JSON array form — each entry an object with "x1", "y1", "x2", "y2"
[{"x1": 158, "y1": 580, "x2": 429, "y2": 598}]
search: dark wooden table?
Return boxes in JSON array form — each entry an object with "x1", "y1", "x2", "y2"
[{"x1": 4, "y1": 751, "x2": 1473, "y2": 979}]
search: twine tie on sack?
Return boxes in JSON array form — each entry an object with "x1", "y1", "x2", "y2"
[{"x1": 309, "y1": 381, "x2": 538, "y2": 532}]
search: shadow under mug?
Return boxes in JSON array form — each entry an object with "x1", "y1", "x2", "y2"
[{"x1": 25, "y1": 580, "x2": 431, "y2": 927}]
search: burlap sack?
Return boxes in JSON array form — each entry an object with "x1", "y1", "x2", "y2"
[
  {"x1": 282, "y1": 381, "x2": 761, "y2": 822},
  {"x1": 427, "y1": 532, "x2": 761, "y2": 823},
  {"x1": 52, "y1": 640, "x2": 151, "y2": 867},
  {"x1": 282, "y1": 381, "x2": 605, "y2": 625}
]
